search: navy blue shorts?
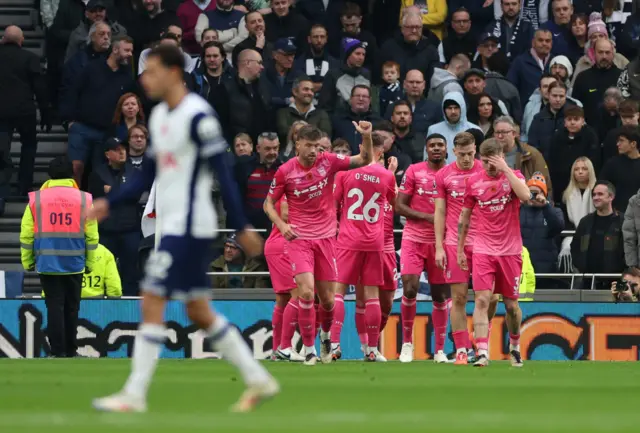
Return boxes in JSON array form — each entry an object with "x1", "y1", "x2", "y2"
[{"x1": 141, "y1": 235, "x2": 215, "y2": 300}]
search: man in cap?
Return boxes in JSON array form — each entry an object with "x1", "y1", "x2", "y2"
[
  {"x1": 210, "y1": 233, "x2": 269, "y2": 289},
  {"x1": 262, "y1": 38, "x2": 301, "y2": 110},
  {"x1": 473, "y1": 32, "x2": 500, "y2": 70}
]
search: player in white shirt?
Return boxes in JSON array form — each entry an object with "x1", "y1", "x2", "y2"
[{"x1": 89, "y1": 45, "x2": 278, "y2": 413}]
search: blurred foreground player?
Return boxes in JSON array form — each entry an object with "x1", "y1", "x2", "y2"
[
  {"x1": 89, "y1": 45, "x2": 278, "y2": 413},
  {"x1": 264, "y1": 123, "x2": 374, "y2": 365},
  {"x1": 332, "y1": 134, "x2": 396, "y2": 361},
  {"x1": 457, "y1": 139, "x2": 529, "y2": 367},
  {"x1": 434, "y1": 132, "x2": 482, "y2": 365},
  {"x1": 396, "y1": 134, "x2": 449, "y2": 363}
]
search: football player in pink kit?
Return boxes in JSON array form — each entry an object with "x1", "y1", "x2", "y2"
[
  {"x1": 458, "y1": 139, "x2": 530, "y2": 367},
  {"x1": 434, "y1": 132, "x2": 483, "y2": 365},
  {"x1": 396, "y1": 133, "x2": 449, "y2": 363},
  {"x1": 264, "y1": 123, "x2": 374, "y2": 365},
  {"x1": 332, "y1": 135, "x2": 396, "y2": 362}
]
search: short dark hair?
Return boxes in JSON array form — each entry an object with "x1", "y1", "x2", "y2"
[
  {"x1": 454, "y1": 131, "x2": 475, "y2": 147},
  {"x1": 310, "y1": 23, "x2": 327, "y2": 35},
  {"x1": 293, "y1": 74, "x2": 313, "y2": 90},
  {"x1": 594, "y1": 179, "x2": 616, "y2": 196},
  {"x1": 331, "y1": 138, "x2": 350, "y2": 150},
  {"x1": 350, "y1": 84, "x2": 370, "y2": 97},
  {"x1": 623, "y1": 267, "x2": 640, "y2": 278},
  {"x1": 160, "y1": 32, "x2": 179, "y2": 43},
  {"x1": 147, "y1": 44, "x2": 185, "y2": 71},
  {"x1": 564, "y1": 105, "x2": 584, "y2": 118},
  {"x1": 548, "y1": 80, "x2": 568, "y2": 93},
  {"x1": 426, "y1": 133, "x2": 447, "y2": 144},
  {"x1": 202, "y1": 41, "x2": 226, "y2": 58},
  {"x1": 113, "y1": 35, "x2": 134, "y2": 47},
  {"x1": 452, "y1": 7, "x2": 470, "y2": 17},
  {"x1": 540, "y1": 72, "x2": 556, "y2": 84},
  {"x1": 619, "y1": 99, "x2": 639, "y2": 117},
  {"x1": 201, "y1": 28, "x2": 218, "y2": 39},
  {"x1": 341, "y1": 2, "x2": 361, "y2": 17},
  {"x1": 617, "y1": 125, "x2": 640, "y2": 145},
  {"x1": 372, "y1": 133, "x2": 385, "y2": 148},
  {"x1": 375, "y1": 120, "x2": 394, "y2": 134},
  {"x1": 48, "y1": 156, "x2": 74, "y2": 180},
  {"x1": 297, "y1": 125, "x2": 323, "y2": 142},
  {"x1": 391, "y1": 100, "x2": 411, "y2": 114}
]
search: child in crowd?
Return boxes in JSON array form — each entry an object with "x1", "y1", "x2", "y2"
[{"x1": 379, "y1": 61, "x2": 402, "y2": 117}]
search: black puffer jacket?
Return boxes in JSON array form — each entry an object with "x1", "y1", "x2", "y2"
[
  {"x1": 378, "y1": 33, "x2": 440, "y2": 85},
  {"x1": 519, "y1": 204, "x2": 565, "y2": 273}
]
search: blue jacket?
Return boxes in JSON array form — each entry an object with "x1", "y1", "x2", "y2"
[
  {"x1": 203, "y1": 7, "x2": 244, "y2": 31},
  {"x1": 385, "y1": 98, "x2": 442, "y2": 136},
  {"x1": 540, "y1": 20, "x2": 572, "y2": 58},
  {"x1": 520, "y1": 89, "x2": 582, "y2": 142},
  {"x1": 485, "y1": 17, "x2": 534, "y2": 60},
  {"x1": 520, "y1": 204, "x2": 565, "y2": 273},
  {"x1": 332, "y1": 109, "x2": 382, "y2": 154},
  {"x1": 527, "y1": 103, "x2": 568, "y2": 161},
  {"x1": 261, "y1": 64, "x2": 300, "y2": 111},
  {"x1": 59, "y1": 46, "x2": 108, "y2": 121},
  {"x1": 507, "y1": 50, "x2": 549, "y2": 106}
]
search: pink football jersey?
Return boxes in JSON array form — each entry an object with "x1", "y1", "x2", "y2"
[
  {"x1": 335, "y1": 164, "x2": 396, "y2": 251},
  {"x1": 399, "y1": 162, "x2": 441, "y2": 244},
  {"x1": 463, "y1": 169, "x2": 525, "y2": 255},
  {"x1": 435, "y1": 160, "x2": 483, "y2": 246},
  {"x1": 269, "y1": 152, "x2": 350, "y2": 239}
]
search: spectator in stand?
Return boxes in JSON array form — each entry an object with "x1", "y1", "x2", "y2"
[
  {"x1": 318, "y1": 37, "x2": 371, "y2": 115},
  {"x1": 528, "y1": 80, "x2": 571, "y2": 160},
  {"x1": 437, "y1": 7, "x2": 475, "y2": 64},
  {"x1": 177, "y1": 0, "x2": 216, "y2": 54},
  {"x1": 215, "y1": 49, "x2": 271, "y2": 143},
  {"x1": 571, "y1": 14, "x2": 629, "y2": 88},
  {"x1": 234, "y1": 131, "x2": 282, "y2": 232},
  {"x1": 389, "y1": 100, "x2": 425, "y2": 163},
  {"x1": 491, "y1": 116, "x2": 551, "y2": 188},
  {"x1": 189, "y1": 41, "x2": 234, "y2": 107},
  {"x1": 293, "y1": 24, "x2": 339, "y2": 96},
  {"x1": 493, "y1": 0, "x2": 547, "y2": 29},
  {"x1": 600, "y1": 125, "x2": 640, "y2": 213},
  {"x1": 447, "y1": 0, "x2": 494, "y2": 35},
  {"x1": 623, "y1": 187, "x2": 640, "y2": 269},
  {"x1": 426, "y1": 91, "x2": 480, "y2": 163},
  {"x1": 473, "y1": 93, "x2": 500, "y2": 138},
  {"x1": 232, "y1": 11, "x2": 270, "y2": 67},
  {"x1": 379, "y1": 62, "x2": 403, "y2": 117},
  {"x1": 571, "y1": 180, "x2": 625, "y2": 288},
  {"x1": 390, "y1": 70, "x2": 441, "y2": 135},
  {"x1": 41, "y1": 0, "x2": 63, "y2": 109},
  {"x1": 109, "y1": 93, "x2": 145, "y2": 142},
  {"x1": 127, "y1": 0, "x2": 180, "y2": 61},
  {"x1": 264, "y1": 0, "x2": 309, "y2": 45},
  {"x1": 210, "y1": 234, "x2": 269, "y2": 288},
  {"x1": 138, "y1": 27, "x2": 197, "y2": 74},
  {"x1": 280, "y1": 120, "x2": 307, "y2": 161},
  {"x1": 0, "y1": 26, "x2": 50, "y2": 204},
  {"x1": 573, "y1": 39, "x2": 623, "y2": 127},
  {"x1": 616, "y1": 55, "x2": 640, "y2": 101},
  {"x1": 331, "y1": 138, "x2": 352, "y2": 156},
  {"x1": 596, "y1": 87, "x2": 625, "y2": 143},
  {"x1": 233, "y1": 133, "x2": 254, "y2": 157},
  {"x1": 603, "y1": 100, "x2": 639, "y2": 163},
  {"x1": 65, "y1": 0, "x2": 127, "y2": 62},
  {"x1": 549, "y1": 55, "x2": 573, "y2": 90},
  {"x1": 378, "y1": 11, "x2": 440, "y2": 84},
  {"x1": 566, "y1": 13, "x2": 588, "y2": 65},
  {"x1": 60, "y1": 22, "x2": 112, "y2": 121},
  {"x1": 262, "y1": 38, "x2": 300, "y2": 111},
  {"x1": 88, "y1": 137, "x2": 142, "y2": 296},
  {"x1": 520, "y1": 173, "x2": 565, "y2": 273},
  {"x1": 507, "y1": 28, "x2": 553, "y2": 105},
  {"x1": 276, "y1": 75, "x2": 332, "y2": 145},
  {"x1": 331, "y1": 85, "x2": 381, "y2": 153},
  {"x1": 195, "y1": 0, "x2": 244, "y2": 40},
  {"x1": 328, "y1": 3, "x2": 378, "y2": 73},
  {"x1": 485, "y1": 51, "x2": 523, "y2": 124},
  {"x1": 428, "y1": 54, "x2": 468, "y2": 103},
  {"x1": 557, "y1": 156, "x2": 595, "y2": 272},
  {"x1": 63, "y1": 35, "x2": 134, "y2": 185},
  {"x1": 374, "y1": 121, "x2": 412, "y2": 184},
  {"x1": 618, "y1": 6, "x2": 640, "y2": 60},
  {"x1": 126, "y1": 124, "x2": 150, "y2": 170},
  {"x1": 461, "y1": 69, "x2": 509, "y2": 123},
  {"x1": 399, "y1": 0, "x2": 447, "y2": 41},
  {"x1": 472, "y1": 32, "x2": 499, "y2": 71},
  {"x1": 540, "y1": 0, "x2": 573, "y2": 57},
  {"x1": 485, "y1": 0, "x2": 534, "y2": 61},
  {"x1": 548, "y1": 105, "x2": 601, "y2": 204}
]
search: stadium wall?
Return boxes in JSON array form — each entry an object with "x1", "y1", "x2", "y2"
[{"x1": 0, "y1": 300, "x2": 638, "y2": 361}]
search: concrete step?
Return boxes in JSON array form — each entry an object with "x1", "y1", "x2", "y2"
[
  {"x1": 0, "y1": 231, "x2": 19, "y2": 243},
  {"x1": 11, "y1": 140, "x2": 67, "y2": 155},
  {"x1": 0, "y1": 9, "x2": 36, "y2": 30},
  {"x1": 0, "y1": 0, "x2": 36, "y2": 7},
  {"x1": 0, "y1": 262, "x2": 27, "y2": 272},
  {"x1": 12, "y1": 132, "x2": 68, "y2": 142}
]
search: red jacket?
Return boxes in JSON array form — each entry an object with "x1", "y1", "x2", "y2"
[{"x1": 178, "y1": 0, "x2": 216, "y2": 54}]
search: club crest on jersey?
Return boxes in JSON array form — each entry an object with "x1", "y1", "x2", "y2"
[
  {"x1": 502, "y1": 182, "x2": 510, "y2": 191},
  {"x1": 336, "y1": 153, "x2": 346, "y2": 160},
  {"x1": 318, "y1": 166, "x2": 326, "y2": 177}
]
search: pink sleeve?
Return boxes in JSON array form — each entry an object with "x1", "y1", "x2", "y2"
[
  {"x1": 268, "y1": 168, "x2": 286, "y2": 202},
  {"x1": 333, "y1": 172, "x2": 345, "y2": 203},
  {"x1": 327, "y1": 152, "x2": 351, "y2": 174},
  {"x1": 386, "y1": 172, "x2": 397, "y2": 206},
  {"x1": 463, "y1": 179, "x2": 475, "y2": 210},
  {"x1": 398, "y1": 166, "x2": 414, "y2": 195},
  {"x1": 434, "y1": 170, "x2": 446, "y2": 199},
  {"x1": 511, "y1": 170, "x2": 526, "y2": 198}
]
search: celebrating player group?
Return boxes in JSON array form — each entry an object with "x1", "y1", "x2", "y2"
[{"x1": 265, "y1": 122, "x2": 529, "y2": 368}]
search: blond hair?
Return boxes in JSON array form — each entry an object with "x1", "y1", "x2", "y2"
[{"x1": 562, "y1": 156, "x2": 596, "y2": 204}]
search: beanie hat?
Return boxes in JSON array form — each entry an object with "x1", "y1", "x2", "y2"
[
  {"x1": 587, "y1": 12, "x2": 607, "y2": 39},
  {"x1": 342, "y1": 37, "x2": 366, "y2": 59},
  {"x1": 225, "y1": 233, "x2": 244, "y2": 251},
  {"x1": 443, "y1": 99, "x2": 460, "y2": 109},
  {"x1": 527, "y1": 172, "x2": 548, "y2": 197},
  {"x1": 549, "y1": 55, "x2": 574, "y2": 79}
]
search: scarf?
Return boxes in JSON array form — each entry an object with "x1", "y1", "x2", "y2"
[
  {"x1": 558, "y1": 187, "x2": 594, "y2": 272},
  {"x1": 522, "y1": 0, "x2": 540, "y2": 29},
  {"x1": 491, "y1": 17, "x2": 524, "y2": 58}
]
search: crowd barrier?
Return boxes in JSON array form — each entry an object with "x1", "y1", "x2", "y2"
[{"x1": 0, "y1": 299, "x2": 638, "y2": 361}]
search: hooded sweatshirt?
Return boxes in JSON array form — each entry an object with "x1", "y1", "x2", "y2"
[
  {"x1": 428, "y1": 67, "x2": 463, "y2": 104},
  {"x1": 425, "y1": 91, "x2": 481, "y2": 163}
]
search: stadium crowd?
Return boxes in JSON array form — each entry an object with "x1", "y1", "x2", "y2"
[{"x1": 5, "y1": 0, "x2": 640, "y2": 299}]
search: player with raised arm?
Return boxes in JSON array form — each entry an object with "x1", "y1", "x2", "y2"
[
  {"x1": 434, "y1": 132, "x2": 483, "y2": 365},
  {"x1": 332, "y1": 134, "x2": 396, "y2": 361},
  {"x1": 396, "y1": 134, "x2": 449, "y2": 363},
  {"x1": 264, "y1": 123, "x2": 374, "y2": 365},
  {"x1": 90, "y1": 46, "x2": 278, "y2": 413},
  {"x1": 458, "y1": 139, "x2": 530, "y2": 367}
]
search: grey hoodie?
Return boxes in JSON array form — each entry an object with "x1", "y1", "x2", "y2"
[
  {"x1": 428, "y1": 67, "x2": 463, "y2": 103},
  {"x1": 426, "y1": 91, "x2": 481, "y2": 163}
]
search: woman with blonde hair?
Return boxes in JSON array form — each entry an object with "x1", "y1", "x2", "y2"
[{"x1": 558, "y1": 156, "x2": 596, "y2": 272}]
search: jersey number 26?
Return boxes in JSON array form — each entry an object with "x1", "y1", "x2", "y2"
[{"x1": 347, "y1": 188, "x2": 380, "y2": 223}]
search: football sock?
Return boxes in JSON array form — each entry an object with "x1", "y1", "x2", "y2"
[
  {"x1": 401, "y1": 296, "x2": 417, "y2": 344},
  {"x1": 319, "y1": 303, "x2": 334, "y2": 334},
  {"x1": 315, "y1": 302, "x2": 321, "y2": 337},
  {"x1": 355, "y1": 302, "x2": 368, "y2": 346},
  {"x1": 453, "y1": 330, "x2": 468, "y2": 353},
  {"x1": 330, "y1": 294, "x2": 344, "y2": 344},
  {"x1": 271, "y1": 305, "x2": 284, "y2": 352},
  {"x1": 476, "y1": 337, "x2": 489, "y2": 354},
  {"x1": 279, "y1": 299, "x2": 298, "y2": 350},
  {"x1": 123, "y1": 323, "x2": 165, "y2": 399},
  {"x1": 365, "y1": 298, "x2": 382, "y2": 348},
  {"x1": 298, "y1": 299, "x2": 316, "y2": 348},
  {"x1": 432, "y1": 301, "x2": 449, "y2": 352},
  {"x1": 510, "y1": 333, "x2": 520, "y2": 349}
]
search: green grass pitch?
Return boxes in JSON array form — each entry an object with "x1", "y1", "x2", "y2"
[{"x1": 1, "y1": 359, "x2": 639, "y2": 432}]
